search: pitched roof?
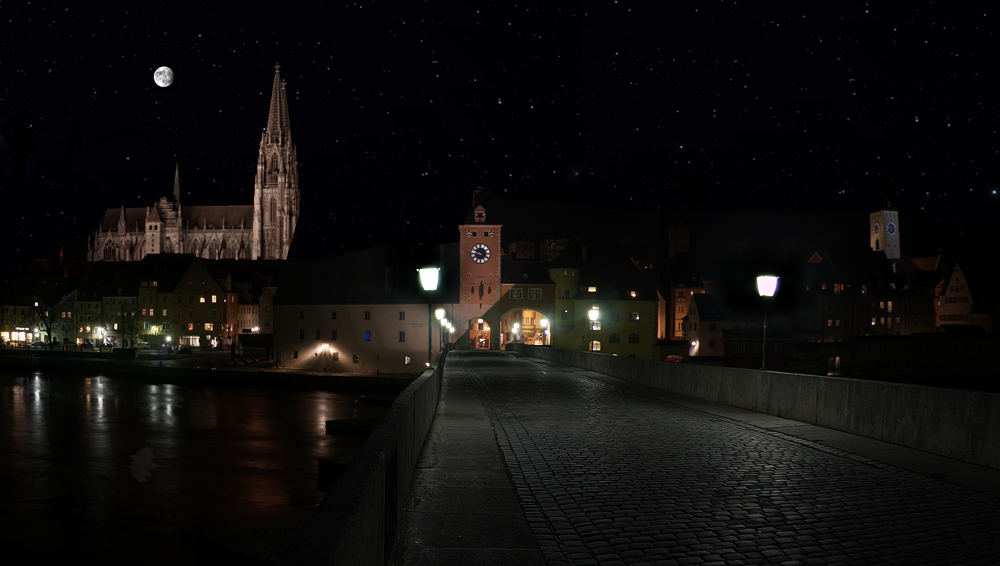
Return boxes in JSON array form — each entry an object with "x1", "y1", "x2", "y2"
[{"x1": 181, "y1": 205, "x2": 254, "y2": 230}]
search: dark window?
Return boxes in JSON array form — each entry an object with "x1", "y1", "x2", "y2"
[
  {"x1": 364, "y1": 311, "x2": 371, "y2": 320},
  {"x1": 629, "y1": 333, "x2": 640, "y2": 344},
  {"x1": 609, "y1": 333, "x2": 621, "y2": 343},
  {"x1": 353, "y1": 354, "x2": 360, "y2": 363},
  {"x1": 331, "y1": 330, "x2": 338, "y2": 340},
  {"x1": 399, "y1": 331, "x2": 405, "y2": 342},
  {"x1": 299, "y1": 329, "x2": 304, "y2": 340},
  {"x1": 177, "y1": 295, "x2": 182, "y2": 303},
  {"x1": 293, "y1": 350, "x2": 298, "y2": 359},
  {"x1": 399, "y1": 311, "x2": 405, "y2": 321},
  {"x1": 188, "y1": 295, "x2": 193, "y2": 303},
  {"x1": 314, "y1": 330, "x2": 320, "y2": 340},
  {"x1": 561, "y1": 310, "x2": 568, "y2": 320},
  {"x1": 299, "y1": 310, "x2": 304, "y2": 319},
  {"x1": 709, "y1": 339, "x2": 716, "y2": 349},
  {"x1": 709, "y1": 323, "x2": 716, "y2": 332},
  {"x1": 331, "y1": 310, "x2": 337, "y2": 320}
]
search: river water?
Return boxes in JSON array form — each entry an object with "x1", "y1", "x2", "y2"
[{"x1": 0, "y1": 371, "x2": 388, "y2": 564}]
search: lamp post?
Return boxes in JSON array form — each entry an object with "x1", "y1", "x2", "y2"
[
  {"x1": 435, "y1": 308, "x2": 445, "y2": 352},
  {"x1": 588, "y1": 306, "x2": 599, "y2": 351},
  {"x1": 418, "y1": 268, "x2": 440, "y2": 367},
  {"x1": 756, "y1": 275, "x2": 779, "y2": 370}
]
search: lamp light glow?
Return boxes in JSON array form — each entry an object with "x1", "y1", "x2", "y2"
[
  {"x1": 756, "y1": 276, "x2": 779, "y2": 297},
  {"x1": 435, "y1": 308, "x2": 445, "y2": 320},
  {"x1": 418, "y1": 268, "x2": 440, "y2": 291}
]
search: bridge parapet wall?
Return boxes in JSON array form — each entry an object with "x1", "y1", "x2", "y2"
[
  {"x1": 279, "y1": 347, "x2": 449, "y2": 566},
  {"x1": 509, "y1": 345, "x2": 999, "y2": 471}
]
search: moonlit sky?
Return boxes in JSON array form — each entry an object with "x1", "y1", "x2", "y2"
[{"x1": 2, "y1": 2, "x2": 998, "y2": 269}]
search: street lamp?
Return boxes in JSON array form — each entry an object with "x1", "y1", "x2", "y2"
[
  {"x1": 756, "y1": 275, "x2": 779, "y2": 370},
  {"x1": 512, "y1": 322, "x2": 520, "y2": 343},
  {"x1": 435, "y1": 308, "x2": 445, "y2": 352},
  {"x1": 418, "y1": 267, "x2": 440, "y2": 367},
  {"x1": 540, "y1": 318, "x2": 549, "y2": 345},
  {"x1": 588, "y1": 306, "x2": 600, "y2": 351}
]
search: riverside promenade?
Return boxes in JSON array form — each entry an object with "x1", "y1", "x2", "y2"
[{"x1": 394, "y1": 350, "x2": 1000, "y2": 565}]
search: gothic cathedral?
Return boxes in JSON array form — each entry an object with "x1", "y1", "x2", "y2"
[{"x1": 88, "y1": 63, "x2": 300, "y2": 262}]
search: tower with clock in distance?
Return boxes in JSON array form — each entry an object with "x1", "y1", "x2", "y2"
[
  {"x1": 458, "y1": 190, "x2": 502, "y2": 349},
  {"x1": 870, "y1": 206, "x2": 900, "y2": 260}
]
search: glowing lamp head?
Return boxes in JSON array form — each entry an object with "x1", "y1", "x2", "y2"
[
  {"x1": 435, "y1": 308, "x2": 445, "y2": 320},
  {"x1": 540, "y1": 318, "x2": 548, "y2": 328},
  {"x1": 588, "y1": 308, "x2": 600, "y2": 321},
  {"x1": 756, "y1": 275, "x2": 779, "y2": 297},
  {"x1": 417, "y1": 267, "x2": 440, "y2": 291}
]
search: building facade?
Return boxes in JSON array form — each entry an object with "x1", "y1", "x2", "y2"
[{"x1": 88, "y1": 63, "x2": 299, "y2": 262}]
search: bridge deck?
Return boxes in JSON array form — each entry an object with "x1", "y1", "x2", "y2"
[{"x1": 394, "y1": 351, "x2": 1000, "y2": 565}]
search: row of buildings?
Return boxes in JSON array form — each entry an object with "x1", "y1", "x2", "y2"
[{"x1": 3, "y1": 188, "x2": 998, "y2": 380}]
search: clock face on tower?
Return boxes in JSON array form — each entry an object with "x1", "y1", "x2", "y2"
[
  {"x1": 471, "y1": 243, "x2": 491, "y2": 264},
  {"x1": 885, "y1": 221, "x2": 896, "y2": 236}
]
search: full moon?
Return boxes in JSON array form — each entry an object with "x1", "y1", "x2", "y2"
[{"x1": 154, "y1": 66, "x2": 174, "y2": 88}]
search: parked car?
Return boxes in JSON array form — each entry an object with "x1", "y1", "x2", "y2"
[
  {"x1": 31, "y1": 341, "x2": 47, "y2": 348},
  {"x1": 178, "y1": 346, "x2": 193, "y2": 354},
  {"x1": 81, "y1": 341, "x2": 95, "y2": 350}
]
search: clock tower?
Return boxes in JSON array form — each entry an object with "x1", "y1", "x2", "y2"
[
  {"x1": 869, "y1": 207, "x2": 900, "y2": 259},
  {"x1": 459, "y1": 195, "x2": 502, "y2": 348}
]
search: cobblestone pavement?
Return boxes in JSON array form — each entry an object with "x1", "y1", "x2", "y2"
[{"x1": 456, "y1": 351, "x2": 1000, "y2": 566}]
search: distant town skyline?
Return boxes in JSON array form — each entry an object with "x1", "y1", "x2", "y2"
[{"x1": 2, "y1": 2, "x2": 998, "y2": 270}]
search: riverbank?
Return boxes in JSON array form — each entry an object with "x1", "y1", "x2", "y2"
[{"x1": 0, "y1": 348, "x2": 415, "y2": 396}]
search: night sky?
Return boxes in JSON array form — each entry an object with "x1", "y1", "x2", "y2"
[{"x1": 2, "y1": 2, "x2": 998, "y2": 270}]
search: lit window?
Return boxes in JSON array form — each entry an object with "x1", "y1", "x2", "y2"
[
  {"x1": 205, "y1": 323, "x2": 213, "y2": 331},
  {"x1": 630, "y1": 312, "x2": 639, "y2": 321},
  {"x1": 200, "y1": 296, "x2": 206, "y2": 303},
  {"x1": 188, "y1": 323, "x2": 194, "y2": 331},
  {"x1": 588, "y1": 286, "x2": 597, "y2": 292},
  {"x1": 364, "y1": 330, "x2": 371, "y2": 341},
  {"x1": 835, "y1": 320, "x2": 841, "y2": 327},
  {"x1": 887, "y1": 301, "x2": 893, "y2": 313},
  {"x1": 212, "y1": 295, "x2": 217, "y2": 303},
  {"x1": 630, "y1": 291, "x2": 637, "y2": 298},
  {"x1": 827, "y1": 319, "x2": 832, "y2": 327},
  {"x1": 589, "y1": 341, "x2": 601, "y2": 351},
  {"x1": 871, "y1": 318, "x2": 876, "y2": 326},
  {"x1": 591, "y1": 321, "x2": 601, "y2": 331}
]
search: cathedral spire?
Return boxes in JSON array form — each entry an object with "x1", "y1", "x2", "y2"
[
  {"x1": 265, "y1": 63, "x2": 292, "y2": 145},
  {"x1": 173, "y1": 163, "x2": 180, "y2": 203}
]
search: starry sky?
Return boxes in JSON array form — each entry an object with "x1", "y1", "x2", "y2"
[{"x1": 2, "y1": 2, "x2": 998, "y2": 270}]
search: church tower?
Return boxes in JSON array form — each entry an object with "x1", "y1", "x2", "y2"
[
  {"x1": 870, "y1": 205, "x2": 900, "y2": 259},
  {"x1": 252, "y1": 63, "x2": 300, "y2": 260}
]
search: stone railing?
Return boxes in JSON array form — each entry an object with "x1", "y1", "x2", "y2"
[
  {"x1": 508, "y1": 345, "x2": 999, "y2": 471},
  {"x1": 279, "y1": 346, "x2": 449, "y2": 566}
]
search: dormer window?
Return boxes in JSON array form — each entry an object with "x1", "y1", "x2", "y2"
[{"x1": 474, "y1": 205, "x2": 486, "y2": 223}]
